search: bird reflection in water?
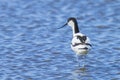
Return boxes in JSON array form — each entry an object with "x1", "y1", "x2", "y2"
[{"x1": 71, "y1": 67, "x2": 90, "y2": 80}]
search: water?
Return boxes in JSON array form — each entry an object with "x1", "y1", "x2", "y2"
[{"x1": 0, "y1": 0, "x2": 120, "y2": 80}]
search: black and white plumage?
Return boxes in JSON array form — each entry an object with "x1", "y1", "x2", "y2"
[
  {"x1": 71, "y1": 33, "x2": 91, "y2": 55},
  {"x1": 61, "y1": 17, "x2": 91, "y2": 55},
  {"x1": 60, "y1": 17, "x2": 92, "y2": 67}
]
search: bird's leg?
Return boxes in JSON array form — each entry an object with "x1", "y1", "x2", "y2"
[
  {"x1": 75, "y1": 54, "x2": 87, "y2": 68},
  {"x1": 75, "y1": 55, "x2": 80, "y2": 67},
  {"x1": 81, "y1": 55, "x2": 85, "y2": 68}
]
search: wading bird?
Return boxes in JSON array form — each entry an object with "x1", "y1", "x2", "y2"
[{"x1": 59, "y1": 17, "x2": 92, "y2": 67}]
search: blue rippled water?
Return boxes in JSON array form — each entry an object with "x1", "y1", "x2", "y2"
[{"x1": 0, "y1": 0, "x2": 120, "y2": 80}]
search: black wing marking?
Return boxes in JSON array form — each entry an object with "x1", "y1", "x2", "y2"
[
  {"x1": 77, "y1": 36, "x2": 87, "y2": 43},
  {"x1": 82, "y1": 36, "x2": 87, "y2": 42},
  {"x1": 71, "y1": 43, "x2": 92, "y2": 47}
]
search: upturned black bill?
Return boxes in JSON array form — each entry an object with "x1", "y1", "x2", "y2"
[{"x1": 58, "y1": 23, "x2": 67, "y2": 29}]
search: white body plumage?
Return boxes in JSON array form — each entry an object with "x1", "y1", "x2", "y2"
[{"x1": 71, "y1": 33, "x2": 91, "y2": 55}]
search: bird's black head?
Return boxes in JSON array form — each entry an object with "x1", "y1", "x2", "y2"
[
  {"x1": 58, "y1": 17, "x2": 78, "y2": 30},
  {"x1": 67, "y1": 17, "x2": 77, "y2": 23}
]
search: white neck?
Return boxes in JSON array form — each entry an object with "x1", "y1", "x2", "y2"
[{"x1": 68, "y1": 20, "x2": 76, "y2": 35}]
